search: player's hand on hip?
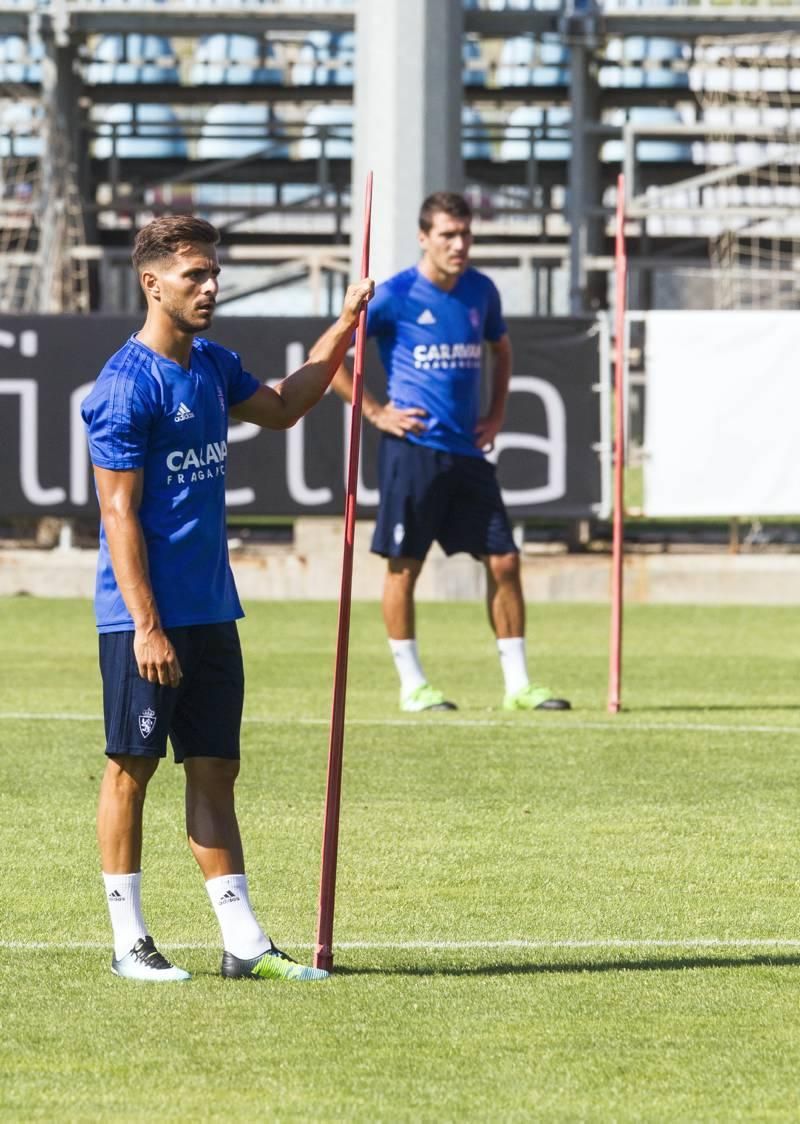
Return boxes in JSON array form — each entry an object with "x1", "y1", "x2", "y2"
[
  {"x1": 342, "y1": 278, "x2": 375, "y2": 325},
  {"x1": 474, "y1": 414, "x2": 503, "y2": 453},
  {"x1": 134, "y1": 626, "x2": 183, "y2": 688},
  {"x1": 373, "y1": 402, "x2": 427, "y2": 438}
]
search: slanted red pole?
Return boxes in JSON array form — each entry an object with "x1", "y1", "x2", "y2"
[
  {"x1": 608, "y1": 172, "x2": 627, "y2": 714},
  {"x1": 314, "y1": 172, "x2": 373, "y2": 972}
]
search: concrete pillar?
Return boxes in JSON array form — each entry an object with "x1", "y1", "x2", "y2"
[
  {"x1": 567, "y1": 42, "x2": 604, "y2": 313},
  {"x1": 39, "y1": 27, "x2": 86, "y2": 312},
  {"x1": 564, "y1": 2, "x2": 604, "y2": 314},
  {"x1": 352, "y1": 0, "x2": 463, "y2": 283}
]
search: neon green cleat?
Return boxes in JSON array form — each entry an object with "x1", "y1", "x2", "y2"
[
  {"x1": 503, "y1": 684, "x2": 571, "y2": 711},
  {"x1": 400, "y1": 683, "x2": 458, "y2": 712},
  {"x1": 221, "y1": 944, "x2": 329, "y2": 982}
]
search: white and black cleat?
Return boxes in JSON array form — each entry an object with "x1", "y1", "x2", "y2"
[{"x1": 111, "y1": 936, "x2": 191, "y2": 982}]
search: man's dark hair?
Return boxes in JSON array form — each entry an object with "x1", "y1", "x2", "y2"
[
  {"x1": 418, "y1": 191, "x2": 472, "y2": 233},
  {"x1": 132, "y1": 215, "x2": 220, "y2": 272}
]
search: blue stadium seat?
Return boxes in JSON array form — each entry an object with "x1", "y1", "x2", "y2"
[
  {"x1": 291, "y1": 30, "x2": 354, "y2": 86},
  {"x1": 601, "y1": 35, "x2": 687, "y2": 90},
  {"x1": 463, "y1": 35, "x2": 487, "y2": 88},
  {"x1": 602, "y1": 106, "x2": 691, "y2": 164},
  {"x1": 190, "y1": 34, "x2": 281, "y2": 85},
  {"x1": 0, "y1": 101, "x2": 42, "y2": 157},
  {"x1": 197, "y1": 104, "x2": 288, "y2": 161},
  {"x1": 91, "y1": 103, "x2": 187, "y2": 159},
  {"x1": 297, "y1": 105, "x2": 352, "y2": 160},
  {"x1": 462, "y1": 108, "x2": 491, "y2": 160},
  {"x1": 85, "y1": 34, "x2": 178, "y2": 85},
  {"x1": 499, "y1": 106, "x2": 571, "y2": 162},
  {"x1": 0, "y1": 35, "x2": 42, "y2": 83},
  {"x1": 496, "y1": 34, "x2": 569, "y2": 87},
  {"x1": 329, "y1": 32, "x2": 355, "y2": 86}
]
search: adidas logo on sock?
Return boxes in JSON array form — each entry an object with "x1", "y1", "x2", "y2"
[
  {"x1": 108, "y1": 890, "x2": 125, "y2": 902},
  {"x1": 416, "y1": 308, "x2": 436, "y2": 325},
  {"x1": 219, "y1": 889, "x2": 240, "y2": 905},
  {"x1": 175, "y1": 401, "x2": 195, "y2": 422}
]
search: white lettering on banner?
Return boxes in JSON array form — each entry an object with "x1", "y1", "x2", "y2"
[
  {"x1": 226, "y1": 420, "x2": 258, "y2": 507},
  {"x1": 284, "y1": 340, "x2": 333, "y2": 506},
  {"x1": 0, "y1": 329, "x2": 37, "y2": 357},
  {"x1": 342, "y1": 406, "x2": 379, "y2": 507},
  {"x1": 488, "y1": 376, "x2": 567, "y2": 506},
  {"x1": 70, "y1": 382, "x2": 95, "y2": 505},
  {"x1": 0, "y1": 379, "x2": 67, "y2": 505}
]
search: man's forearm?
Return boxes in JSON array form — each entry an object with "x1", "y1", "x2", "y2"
[
  {"x1": 330, "y1": 362, "x2": 384, "y2": 425},
  {"x1": 273, "y1": 311, "x2": 363, "y2": 424},
  {"x1": 104, "y1": 509, "x2": 161, "y2": 632},
  {"x1": 487, "y1": 340, "x2": 513, "y2": 421}
]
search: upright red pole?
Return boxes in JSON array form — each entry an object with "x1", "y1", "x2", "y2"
[
  {"x1": 314, "y1": 172, "x2": 373, "y2": 972},
  {"x1": 608, "y1": 173, "x2": 627, "y2": 714}
]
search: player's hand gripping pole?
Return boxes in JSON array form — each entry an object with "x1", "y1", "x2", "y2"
[{"x1": 314, "y1": 172, "x2": 373, "y2": 973}]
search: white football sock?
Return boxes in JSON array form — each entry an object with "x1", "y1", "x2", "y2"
[
  {"x1": 103, "y1": 871, "x2": 148, "y2": 960},
  {"x1": 205, "y1": 874, "x2": 271, "y2": 960},
  {"x1": 388, "y1": 638, "x2": 427, "y2": 695},
  {"x1": 497, "y1": 636, "x2": 530, "y2": 695}
]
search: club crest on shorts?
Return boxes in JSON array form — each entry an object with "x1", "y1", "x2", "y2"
[{"x1": 138, "y1": 707, "x2": 157, "y2": 739}]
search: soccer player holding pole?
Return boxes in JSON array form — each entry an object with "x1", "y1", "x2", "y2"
[
  {"x1": 331, "y1": 191, "x2": 570, "y2": 714},
  {"x1": 81, "y1": 214, "x2": 373, "y2": 983}
]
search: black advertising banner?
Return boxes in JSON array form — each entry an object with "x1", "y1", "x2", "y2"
[{"x1": 0, "y1": 315, "x2": 604, "y2": 519}]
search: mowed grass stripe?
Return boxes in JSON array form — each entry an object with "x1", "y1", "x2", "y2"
[
  {"x1": 5, "y1": 937, "x2": 800, "y2": 952},
  {"x1": 2, "y1": 711, "x2": 800, "y2": 736}
]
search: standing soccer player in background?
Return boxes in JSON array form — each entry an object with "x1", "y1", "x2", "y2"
[
  {"x1": 82, "y1": 215, "x2": 373, "y2": 982},
  {"x1": 332, "y1": 191, "x2": 570, "y2": 713}
]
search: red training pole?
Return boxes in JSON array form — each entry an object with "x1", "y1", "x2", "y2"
[
  {"x1": 608, "y1": 172, "x2": 627, "y2": 714},
  {"x1": 314, "y1": 172, "x2": 373, "y2": 972}
]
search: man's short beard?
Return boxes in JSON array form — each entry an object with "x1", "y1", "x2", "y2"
[{"x1": 163, "y1": 298, "x2": 207, "y2": 335}]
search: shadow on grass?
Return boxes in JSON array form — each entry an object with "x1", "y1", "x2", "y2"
[{"x1": 331, "y1": 952, "x2": 800, "y2": 978}]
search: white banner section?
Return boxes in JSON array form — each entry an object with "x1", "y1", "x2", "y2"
[{"x1": 643, "y1": 311, "x2": 800, "y2": 517}]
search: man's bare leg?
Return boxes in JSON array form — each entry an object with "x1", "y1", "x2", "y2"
[
  {"x1": 98, "y1": 755, "x2": 189, "y2": 978},
  {"x1": 383, "y1": 556, "x2": 455, "y2": 710},
  {"x1": 484, "y1": 552, "x2": 526, "y2": 640},
  {"x1": 185, "y1": 757, "x2": 328, "y2": 980},
  {"x1": 483, "y1": 552, "x2": 570, "y2": 711}
]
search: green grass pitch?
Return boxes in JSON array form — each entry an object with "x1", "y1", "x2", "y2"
[{"x1": 2, "y1": 595, "x2": 800, "y2": 1121}]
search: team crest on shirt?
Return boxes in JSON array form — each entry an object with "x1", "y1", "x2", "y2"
[
  {"x1": 469, "y1": 307, "x2": 480, "y2": 329},
  {"x1": 138, "y1": 707, "x2": 157, "y2": 739}
]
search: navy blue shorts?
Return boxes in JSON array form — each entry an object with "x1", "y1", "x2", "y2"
[
  {"x1": 98, "y1": 622, "x2": 244, "y2": 762},
  {"x1": 370, "y1": 435, "x2": 518, "y2": 561}
]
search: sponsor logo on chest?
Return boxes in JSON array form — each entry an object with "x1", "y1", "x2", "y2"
[
  {"x1": 412, "y1": 342, "x2": 482, "y2": 370},
  {"x1": 165, "y1": 440, "x2": 228, "y2": 485}
]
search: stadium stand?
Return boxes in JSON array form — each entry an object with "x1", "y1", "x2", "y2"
[{"x1": 1, "y1": 0, "x2": 800, "y2": 316}]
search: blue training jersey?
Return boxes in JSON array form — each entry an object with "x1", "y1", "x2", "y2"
[
  {"x1": 81, "y1": 334, "x2": 260, "y2": 633},
  {"x1": 367, "y1": 265, "x2": 507, "y2": 458}
]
